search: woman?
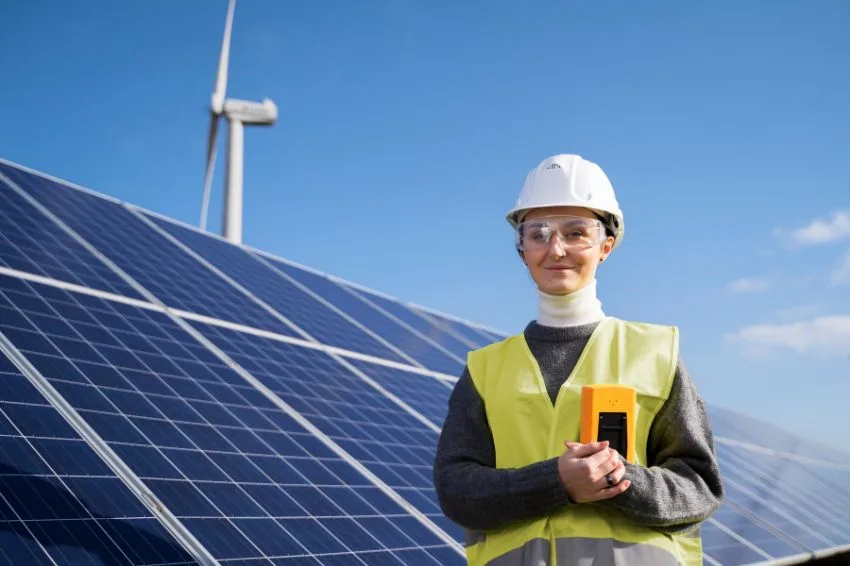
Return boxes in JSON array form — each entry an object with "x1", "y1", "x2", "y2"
[{"x1": 433, "y1": 154, "x2": 723, "y2": 565}]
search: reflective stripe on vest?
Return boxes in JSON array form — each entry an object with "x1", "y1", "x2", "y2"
[{"x1": 465, "y1": 317, "x2": 703, "y2": 566}]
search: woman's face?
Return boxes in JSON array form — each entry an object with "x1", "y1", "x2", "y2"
[{"x1": 519, "y1": 206, "x2": 614, "y2": 295}]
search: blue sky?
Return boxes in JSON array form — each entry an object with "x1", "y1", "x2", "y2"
[{"x1": 2, "y1": 0, "x2": 849, "y2": 452}]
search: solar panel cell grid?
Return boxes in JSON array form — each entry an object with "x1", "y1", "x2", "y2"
[
  {"x1": 414, "y1": 310, "x2": 496, "y2": 350},
  {"x1": 145, "y1": 214, "x2": 410, "y2": 366},
  {"x1": 717, "y1": 444, "x2": 850, "y2": 546},
  {"x1": 0, "y1": 176, "x2": 141, "y2": 299},
  {"x1": 340, "y1": 285, "x2": 474, "y2": 362},
  {"x1": 192, "y1": 322, "x2": 464, "y2": 546},
  {"x1": 1, "y1": 163, "x2": 296, "y2": 339},
  {"x1": 260, "y1": 256, "x2": 465, "y2": 376},
  {"x1": 0, "y1": 275, "x2": 462, "y2": 565},
  {"x1": 0, "y1": 348, "x2": 199, "y2": 566},
  {"x1": 344, "y1": 359, "x2": 453, "y2": 427}
]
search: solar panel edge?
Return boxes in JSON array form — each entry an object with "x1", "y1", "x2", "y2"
[
  {"x1": 0, "y1": 325, "x2": 217, "y2": 565},
  {"x1": 0, "y1": 158, "x2": 126, "y2": 206}
]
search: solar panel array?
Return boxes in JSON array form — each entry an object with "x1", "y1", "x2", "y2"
[{"x1": 0, "y1": 158, "x2": 848, "y2": 565}]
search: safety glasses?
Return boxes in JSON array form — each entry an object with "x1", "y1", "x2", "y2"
[{"x1": 516, "y1": 215, "x2": 605, "y2": 252}]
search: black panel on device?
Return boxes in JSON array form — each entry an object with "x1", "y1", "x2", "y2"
[{"x1": 598, "y1": 412, "x2": 628, "y2": 456}]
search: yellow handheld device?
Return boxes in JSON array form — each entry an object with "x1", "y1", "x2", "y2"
[{"x1": 580, "y1": 384, "x2": 637, "y2": 463}]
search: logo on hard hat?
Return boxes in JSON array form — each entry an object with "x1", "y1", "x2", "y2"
[{"x1": 545, "y1": 163, "x2": 562, "y2": 170}]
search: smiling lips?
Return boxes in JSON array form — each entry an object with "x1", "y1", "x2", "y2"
[{"x1": 545, "y1": 265, "x2": 575, "y2": 272}]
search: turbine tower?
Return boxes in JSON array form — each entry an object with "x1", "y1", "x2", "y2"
[{"x1": 200, "y1": 0, "x2": 277, "y2": 245}]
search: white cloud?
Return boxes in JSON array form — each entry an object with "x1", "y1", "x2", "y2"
[
  {"x1": 727, "y1": 277, "x2": 769, "y2": 294},
  {"x1": 726, "y1": 316, "x2": 850, "y2": 358},
  {"x1": 830, "y1": 250, "x2": 850, "y2": 286},
  {"x1": 779, "y1": 210, "x2": 850, "y2": 247}
]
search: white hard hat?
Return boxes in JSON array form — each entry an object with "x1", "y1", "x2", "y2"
[{"x1": 506, "y1": 154, "x2": 625, "y2": 248}]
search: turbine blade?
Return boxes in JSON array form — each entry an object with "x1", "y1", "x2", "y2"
[
  {"x1": 200, "y1": 113, "x2": 220, "y2": 230},
  {"x1": 212, "y1": 0, "x2": 235, "y2": 112}
]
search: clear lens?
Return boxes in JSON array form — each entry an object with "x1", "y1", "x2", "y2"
[{"x1": 516, "y1": 216, "x2": 603, "y2": 251}]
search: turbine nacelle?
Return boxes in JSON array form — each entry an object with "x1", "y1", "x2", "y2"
[{"x1": 223, "y1": 98, "x2": 277, "y2": 125}]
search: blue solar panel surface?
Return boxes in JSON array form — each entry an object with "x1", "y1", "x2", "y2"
[
  {"x1": 145, "y1": 214, "x2": 410, "y2": 366},
  {"x1": 412, "y1": 310, "x2": 495, "y2": 350},
  {"x1": 338, "y1": 285, "x2": 475, "y2": 362},
  {"x1": 0, "y1": 163, "x2": 296, "y2": 338},
  {"x1": 717, "y1": 443, "x2": 850, "y2": 547},
  {"x1": 708, "y1": 405, "x2": 850, "y2": 467},
  {"x1": 254, "y1": 255, "x2": 464, "y2": 376},
  {"x1": 0, "y1": 347, "x2": 199, "y2": 566},
  {"x1": 192, "y1": 322, "x2": 464, "y2": 546},
  {"x1": 0, "y1": 275, "x2": 462, "y2": 565},
  {"x1": 1, "y1": 158, "x2": 850, "y2": 566},
  {"x1": 0, "y1": 175, "x2": 142, "y2": 299},
  {"x1": 344, "y1": 360, "x2": 454, "y2": 427}
]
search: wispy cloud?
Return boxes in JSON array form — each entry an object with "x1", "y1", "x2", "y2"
[
  {"x1": 776, "y1": 210, "x2": 850, "y2": 247},
  {"x1": 727, "y1": 277, "x2": 769, "y2": 294},
  {"x1": 775, "y1": 304, "x2": 824, "y2": 321},
  {"x1": 726, "y1": 315, "x2": 850, "y2": 358},
  {"x1": 831, "y1": 250, "x2": 850, "y2": 286}
]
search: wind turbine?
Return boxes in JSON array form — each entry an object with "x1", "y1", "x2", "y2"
[{"x1": 200, "y1": 0, "x2": 278, "y2": 245}]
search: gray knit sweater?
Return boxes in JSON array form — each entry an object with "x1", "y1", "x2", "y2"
[{"x1": 432, "y1": 320, "x2": 724, "y2": 534}]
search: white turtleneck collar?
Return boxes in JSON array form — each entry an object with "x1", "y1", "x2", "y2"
[{"x1": 536, "y1": 279, "x2": 605, "y2": 328}]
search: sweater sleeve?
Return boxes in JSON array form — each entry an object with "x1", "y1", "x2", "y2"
[
  {"x1": 600, "y1": 358, "x2": 724, "y2": 532},
  {"x1": 432, "y1": 366, "x2": 573, "y2": 532}
]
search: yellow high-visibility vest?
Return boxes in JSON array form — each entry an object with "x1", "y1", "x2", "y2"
[{"x1": 465, "y1": 316, "x2": 703, "y2": 566}]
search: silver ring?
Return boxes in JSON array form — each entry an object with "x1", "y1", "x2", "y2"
[{"x1": 606, "y1": 474, "x2": 615, "y2": 488}]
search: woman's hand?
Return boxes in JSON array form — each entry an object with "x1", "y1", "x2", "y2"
[{"x1": 557, "y1": 440, "x2": 631, "y2": 503}]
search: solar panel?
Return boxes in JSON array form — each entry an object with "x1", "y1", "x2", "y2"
[
  {"x1": 0, "y1": 346, "x2": 200, "y2": 565},
  {"x1": 0, "y1": 156, "x2": 848, "y2": 566},
  {"x1": 0, "y1": 275, "x2": 462, "y2": 565}
]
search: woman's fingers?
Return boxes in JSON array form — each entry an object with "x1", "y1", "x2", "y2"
[{"x1": 592, "y1": 457, "x2": 627, "y2": 494}]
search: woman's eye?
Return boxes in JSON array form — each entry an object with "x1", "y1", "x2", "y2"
[{"x1": 530, "y1": 230, "x2": 548, "y2": 242}]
